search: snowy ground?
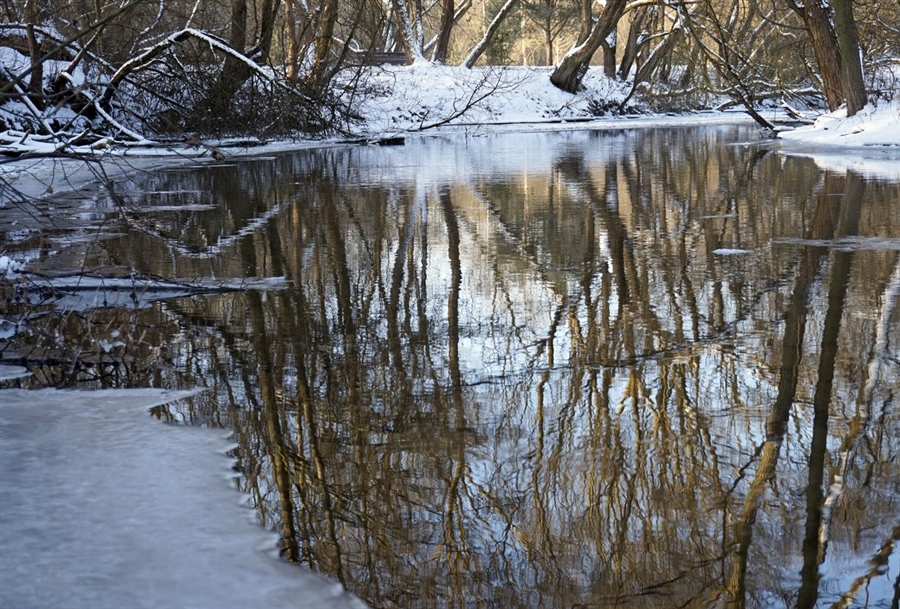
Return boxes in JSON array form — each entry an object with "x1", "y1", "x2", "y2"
[
  {"x1": 777, "y1": 98, "x2": 900, "y2": 148},
  {"x1": 776, "y1": 98, "x2": 900, "y2": 179}
]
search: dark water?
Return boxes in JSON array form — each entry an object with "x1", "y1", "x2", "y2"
[{"x1": 2, "y1": 126, "x2": 899, "y2": 608}]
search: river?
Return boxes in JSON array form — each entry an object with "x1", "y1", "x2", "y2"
[{"x1": 2, "y1": 125, "x2": 899, "y2": 608}]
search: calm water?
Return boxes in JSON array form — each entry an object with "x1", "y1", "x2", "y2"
[{"x1": 2, "y1": 126, "x2": 899, "y2": 608}]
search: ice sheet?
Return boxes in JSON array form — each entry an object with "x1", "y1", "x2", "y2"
[{"x1": 0, "y1": 388, "x2": 367, "y2": 609}]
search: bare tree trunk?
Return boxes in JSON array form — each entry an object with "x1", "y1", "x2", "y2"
[
  {"x1": 432, "y1": 0, "x2": 454, "y2": 63},
  {"x1": 215, "y1": 0, "x2": 284, "y2": 102},
  {"x1": 787, "y1": 0, "x2": 845, "y2": 110},
  {"x1": 254, "y1": 0, "x2": 283, "y2": 63},
  {"x1": 618, "y1": 6, "x2": 652, "y2": 79},
  {"x1": 832, "y1": 0, "x2": 866, "y2": 115},
  {"x1": 284, "y1": 0, "x2": 303, "y2": 81},
  {"x1": 550, "y1": 0, "x2": 627, "y2": 93},
  {"x1": 576, "y1": 0, "x2": 592, "y2": 45},
  {"x1": 544, "y1": 14, "x2": 553, "y2": 65},
  {"x1": 633, "y1": 26, "x2": 683, "y2": 86},
  {"x1": 218, "y1": 0, "x2": 249, "y2": 97},
  {"x1": 600, "y1": 31, "x2": 616, "y2": 77},
  {"x1": 393, "y1": 0, "x2": 426, "y2": 62},
  {"x1": 307, "y1": 0, "x2": 338, "y2": 87},
  {"x1": 25, "y1": 24, "x2": 43, "y2": 108},
  {"x1": 22, "y1": 0, "x2": 43, "y2": 108},
  {"x1": 462, "y1": 0, "x2": 518, "y2": 68}
]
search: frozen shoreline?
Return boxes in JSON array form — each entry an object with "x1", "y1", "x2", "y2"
[
  {"x1": 2, "y1": 64, "x2": 898, "y2": 206},
  {"x1": 0, "y1": 388, "x2": 368, "y2": 609}
]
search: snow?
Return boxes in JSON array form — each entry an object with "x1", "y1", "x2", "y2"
[
  {"x1": 0, "y1": 364, "x2": 29, "y2": 380},
  {"x1": 713, "y1": 248, "x2": 752, "y2": 255},
  {"x1": 0, "y1": 388, "x2": 367, "y2": 609},
  {"x1": 778, "y1": 94, "x2": 900, "y2": 182},
  {"x1": 351, "y1": 65, "x2": 637, "y2": 135},
  {"x1": 0, "y1": 255, "x2": 25, "y2": 277},
  {"x1": 778, "y1": 99, "x2": 900, "y2": 149},
  {"x1": 777, "y1": 99, "x2": 900, "y2": 178}
]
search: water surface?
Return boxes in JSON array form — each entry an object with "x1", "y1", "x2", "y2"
[{"x1": 2, "y1": 126, "x2": 899, "y2": 608}]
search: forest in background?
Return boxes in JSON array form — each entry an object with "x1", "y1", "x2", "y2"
[{"x1": 0, "y1": 0, "x2": 898, "y2": 142}]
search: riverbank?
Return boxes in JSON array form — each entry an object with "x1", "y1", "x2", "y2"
[{"x1": 2, "y1": 64, "x2": 897, "y2": 205}]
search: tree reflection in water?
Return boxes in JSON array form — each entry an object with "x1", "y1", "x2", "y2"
[{"x1": 12, "y1": 127, "x2": 899, "y2": 608}]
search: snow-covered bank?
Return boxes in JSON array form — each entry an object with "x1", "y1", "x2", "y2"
[
  {"x1": 777, "y1": 99, "x2": 900, "y2": 148},
  {"x1": 3, "y1": 64, "x2": 899, "y2": 206},
  {"x1": 350, "y1": 64, "x2": 636, "y2": 135},
  {"x1": 0, "y1": 388, "x2": 367, "y2": 609},
  {"x1": 776, "y1": 99, "x2": 900, "y2": 179}
]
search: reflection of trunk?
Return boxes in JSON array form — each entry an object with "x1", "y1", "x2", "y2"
[
  {"x1": 797, "y1": 173, "x2": 863, "y2": 609},
  {"x1": 797, "y1": 246, "x2": 854, "y2": 607},
  {"x1": 439, "y1": 185, "x2": 468, "y2": 571},
  {"x1": 323, "y1": 195, "x2": 356, "y2": 336},
  {"x1": 386, "y1": 190, "x2": 419, "y2": 381},
  {"x1": 441, "y1": 186, "x2": 462, "y2": 390},
  {"x1": 571, "y1": 160, "x2": 631, "y2": 307},
  {"x1": 246, "y1": 289, "x2": 300, "y2": 562},
  {"x1": 298, "y1": 382, "x2": 346, "y2": 582},
  {"x1": 725, "y1": 174, "x2": 845, "y2": 608},
  {"x1": 300, "y1": 194, "x2": 353, "y2": 581},
  {"x1": 726, "y1": 251, "x2": 820, "y2": 608},
  {"x1": 239, "y1": 224, "x2": 301, "y2": 562}
]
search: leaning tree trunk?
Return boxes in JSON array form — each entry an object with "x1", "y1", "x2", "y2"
[
  {"x1": 208, "y1": 0, "x2": 283, "y2": 115},
  {"x1": 832, "y1": 0, "x2": 866, "y2": 115},
  {"x1": 618, "y1": 6, "x2": 652, "y2": 79},
  {"x1": 788, "y1": 0, "x2": 845, "y2": 111},
  {"x1": 462, "y1": 0, "x2": 518, "y2": 68},
  {"x1": 576, "y1": 0, "x2": 592, "y2": 45},
  {"x1": 550, "y1": 0, "x2": 627, "y2": 93}
]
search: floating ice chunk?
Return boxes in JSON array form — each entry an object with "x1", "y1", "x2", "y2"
[
  {"x1": 0, "y1": 255, "x2": 25, "y2": 278},
  {"x1": 0, "y1": 364, "x2": 29, "y2": 381}
]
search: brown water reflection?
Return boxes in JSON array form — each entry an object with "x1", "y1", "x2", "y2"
[{"x1": 3, "y1": 126, "x2": 900, "y2": 608}]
